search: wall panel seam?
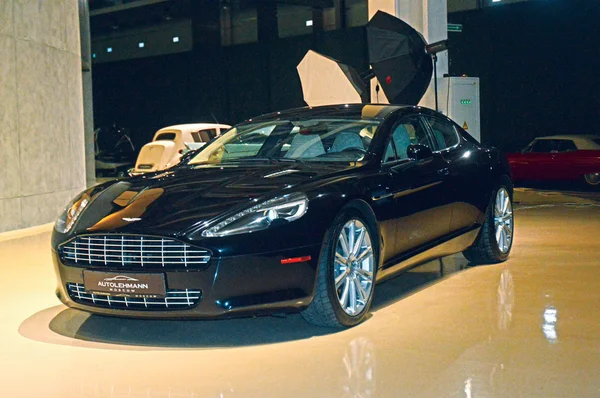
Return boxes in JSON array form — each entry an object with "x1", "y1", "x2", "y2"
[
  {"x1": 11, "y1": 0, "x2": 23, "y2": 229},
  {"x1": 1, "y1": 188, "x2": 80, "y2": 201}
]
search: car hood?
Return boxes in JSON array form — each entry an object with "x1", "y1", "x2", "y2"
[{"x1": 71, "y1": 162, "x2": 360, "y2": 237}]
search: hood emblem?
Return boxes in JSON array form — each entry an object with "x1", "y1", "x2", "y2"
[{"x1": 122, "y1": 217, "x2": 142, "y2": 222}]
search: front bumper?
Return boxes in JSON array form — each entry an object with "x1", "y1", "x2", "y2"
[{"x1": 52, "y1": 243, "x2": 321, "y2": 319}]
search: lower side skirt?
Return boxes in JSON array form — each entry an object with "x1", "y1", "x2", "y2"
[{"x1": 376, "y1": 227, "x2": 480, "y2": 283}]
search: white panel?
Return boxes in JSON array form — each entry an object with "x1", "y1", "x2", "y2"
[{"x1": 446, "y1": 77, "x2": 481, "y2": 141}]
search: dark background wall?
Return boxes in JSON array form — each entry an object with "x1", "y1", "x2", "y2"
[
  {"x1": 448, "y1": 0, "x2": 600, "y2": 151},
  {"x1": 93, "y1": 0, "x2": 600, "y2": 152},
  {"x1": 93, "y1": 27, "x2": 367, "y2": 149}
]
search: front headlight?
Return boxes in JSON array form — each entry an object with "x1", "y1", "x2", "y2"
[
  {"x1": 54, "y1": 191, "x2": 92, "y2": 234},
  {"x1": 201, "y1": 192, "x2": 309, "y2": 237}
]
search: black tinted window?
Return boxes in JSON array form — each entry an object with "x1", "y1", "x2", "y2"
[
  {"x1": 593, "y1": 139, "x2": 600, "y2": 146},
  {"x1": 155, "y1": 133, "x2": 176, "y2": 141},
  {"x1": 557, "y1": 140, "x2": 577, "y2": 152},
  {"x1": 423, "y1": 117, "x2": 459, "y2": 150},
  {"x1": 531, "y1": 140, "x2": 558, "y2": 153}
]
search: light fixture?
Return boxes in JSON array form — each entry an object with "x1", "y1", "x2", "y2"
[
  {"x1": 138, "y1": 42, "x2": 145, "y2": 48},
  {"x1": 173, "y1": 36, "x2": 180, "y2": 43},
  {"x1": 425, "y1": 40, "x2": 448, "y2": 55},
  {"x1": 424, "y1": 40, "x2": 449, "y2": 112},
  {"x1": 107, "y1": 47, "x2": 113, "y2": 53},
  {"x1": 306, "y1": 20, "x2": 313, "y2": 27}
]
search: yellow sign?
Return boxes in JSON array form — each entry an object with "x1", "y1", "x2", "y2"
[{"x1": 463, "y1": 121, "x2": 469, "y2": 130}]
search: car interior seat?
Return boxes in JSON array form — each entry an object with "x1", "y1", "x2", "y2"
[
  {"x1": 392, "y1": 125, "x2": 412, "y2": 160},
  {"x1": 330, "y1": 131, "x2": 364, "y2": 153},
  {"x1": 284, "y1": 133, "x2": 326, "y2": 158}
]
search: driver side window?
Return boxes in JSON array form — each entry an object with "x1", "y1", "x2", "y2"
[{"x1": 384, "y1": 118, "x2": 430, "y2": 163}]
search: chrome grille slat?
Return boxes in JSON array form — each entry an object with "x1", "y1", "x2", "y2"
[
  {"x1": 64, "y1": 256, "x2": 206, "y2": 266},
  {"x1": 63, "y1": 248, "x2": 209, "y2": 257},
  {"x1": 59, "y1": 235, "x2": 211, "y2": 269},
  {"x1": 67, "y1": 283, "x2": 201, "y2": 310}
]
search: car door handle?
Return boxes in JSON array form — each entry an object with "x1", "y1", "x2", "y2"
[{"x1": 437, "y1": 167, "x2": 450, "y2": 176}]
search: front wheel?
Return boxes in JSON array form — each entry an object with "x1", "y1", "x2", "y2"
[
  {"x1": 463, "y1": 185, "x2": 514, "y2": 264},
  {"x1": 301, "y1": 212, "x2": 377, "y2": 327}
]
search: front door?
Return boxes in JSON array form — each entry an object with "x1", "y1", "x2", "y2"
[{"x1": 377, "y1": 115, "x2": 453, "y2": 264}]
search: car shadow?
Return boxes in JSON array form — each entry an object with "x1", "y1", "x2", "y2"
[{"x1": 20, "y1": 255, "x2": 471, "y2": 349}]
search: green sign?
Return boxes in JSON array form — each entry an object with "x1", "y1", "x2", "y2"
[
  {"x1": 448, "y1": 23, "x2": 463, "y2": 33},
  {"x1": 460, "y1": 99, "x2": 472, "y2": 105}
]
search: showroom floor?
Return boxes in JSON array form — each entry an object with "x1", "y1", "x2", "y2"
[{"x1": 1, "y1": 188, "x2": 599, "y2": 397}]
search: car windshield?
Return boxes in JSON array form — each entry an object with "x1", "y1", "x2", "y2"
[{"x1": 189, "y1": 118, "x2": 380, "y2": 165}]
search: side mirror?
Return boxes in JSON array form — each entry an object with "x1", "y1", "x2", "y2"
[{"x1": 407, "y1": 144, "x2": 433, "y2": 161}]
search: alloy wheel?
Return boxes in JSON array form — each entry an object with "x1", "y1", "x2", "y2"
[
  {"x1": 334, "y1": 219, "x2": 374, "y2": 316},
  {"x1": 494, "y1": 188, "x2": 514, "y2": 254}
]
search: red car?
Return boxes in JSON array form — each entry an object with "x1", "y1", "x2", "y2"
[{"x1": 507, "y1": 135, "x2": 600, "y2": 188}]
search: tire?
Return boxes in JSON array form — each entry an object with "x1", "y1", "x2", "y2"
[
  {"x1": 301, "y1": 209, "x2": 378, "y2": 328},
  {"x1": 463, "y1": 184, "x2": 514, "y2": 265},
  {"x1": 583, "y1": 173, "x2": 600, "y2": 189}
]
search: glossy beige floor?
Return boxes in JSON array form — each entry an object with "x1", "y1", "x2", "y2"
[{"x1": 1, "y1": 189, "x2": 599, "y2": 398}]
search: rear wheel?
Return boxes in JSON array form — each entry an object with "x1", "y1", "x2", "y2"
[
  {"x1": 463, "y1": 185, "x2": 514, "y2": 264},
  {"x1": 301, "y1": 212, "x2": 377, "y2": 327},
  {"x1": 583, "y1": 173, "x2": 600, "y2": 189}
]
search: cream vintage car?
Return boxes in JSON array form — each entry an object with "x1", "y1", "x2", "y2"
[{"x1": 131, "y1": 123, "x2": 231, "y2": 175}]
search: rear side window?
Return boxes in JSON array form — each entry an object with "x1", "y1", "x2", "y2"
[
  {"x1": 423, "y1": 116, "x2": 459, "y2": 150},
  {"x1": 192, "y1": 129, "x2": 217, "y2": 143},
  {"x1": 557, "y1": 140, "x2": 577, "y2": 152},
  {"x1": 155, "y1": 132, "x2": 176, "y2": 141}
]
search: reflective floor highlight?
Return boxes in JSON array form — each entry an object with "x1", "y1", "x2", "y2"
[{"x1": 1, "y1": 188, "x2": 599, "y2": 397}]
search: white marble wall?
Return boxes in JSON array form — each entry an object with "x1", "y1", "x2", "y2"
[{"x1": 0, "y1": 0, "x2": 86, "y2": 232}]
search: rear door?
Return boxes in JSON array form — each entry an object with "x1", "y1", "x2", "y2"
[
  {"x1": 422, "y1": 115, "x2": 489, "y2": 234},
  {"x1": 550, "y1": 139, "x2": 579, "y2": 179},
  {"x1": 377, "y1": 115, "x2": 453, "y2": 262}
]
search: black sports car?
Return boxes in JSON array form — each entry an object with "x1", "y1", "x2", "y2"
[{"x1": 52, "y1": 104, "x2": 514, "y2": 327}]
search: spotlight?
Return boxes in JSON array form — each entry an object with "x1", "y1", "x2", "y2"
[
  {"x1": 424, "y1": 40, "x2": 448, "y2": 112},
  {"x1": 425, "y1": 40, "x2": 448, "y2": 55}
]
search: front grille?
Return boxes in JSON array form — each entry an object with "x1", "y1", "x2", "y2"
[
  {"x1": 59, "y1": 235, "x2": 211, "y2": 269},
  {"x1": 67, "y1": 283, "x2": 201, "y2": 310}
]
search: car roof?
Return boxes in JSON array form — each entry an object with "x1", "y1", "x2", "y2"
[
  {"x1": 157, "y1": 123, "x2": 231, "y2": 134},
  {"x1": 245, "y1": 104, "x2": 430, "y2": 123},
  {"x1": 537, "y1": 134, "x2": 600, "y2": 140},
  {"x1": 534, "y1": 135, "x2": 600, "y2": 150}
]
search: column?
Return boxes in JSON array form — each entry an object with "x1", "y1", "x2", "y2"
[{"x1": 0, "y1": 0, "x2": 86, "y2": 232}]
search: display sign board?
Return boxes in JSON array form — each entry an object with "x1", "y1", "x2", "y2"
[
  {"x1": 448, "y1": 23, "x2": 463, "y2": 33},
  {"x1": 84, "y1": 271, "x2": 166, "y2": 298}
]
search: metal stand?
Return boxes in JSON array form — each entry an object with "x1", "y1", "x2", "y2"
[{"x1": 432, "y1": 53, "x2": 438, "y2": 111}]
